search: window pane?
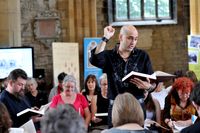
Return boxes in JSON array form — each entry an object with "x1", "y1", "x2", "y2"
[
  {"x1": 158, "y1": 0, "x2": 170, "y2": 18},
  {"x1": 129, "y1": 0, "x2": 141, "y2": 19},
  {"x1": 144, "y1": 0, "x2": 155, "y2": 18},
  {"x1": 115, "y1": 0, "x2": 128, "y2": 20}
]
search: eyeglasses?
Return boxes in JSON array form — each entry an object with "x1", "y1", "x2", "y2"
[{"x1": 101, "y1": 83, "x2": 108, "y2": 86}]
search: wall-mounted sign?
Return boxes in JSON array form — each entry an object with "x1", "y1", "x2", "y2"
[{"x1": 34, "y1": 10, "x2": 61, "y2": 47}]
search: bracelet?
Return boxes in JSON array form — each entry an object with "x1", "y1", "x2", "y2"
[
  {"x1": 102, "y1": 37, "x2": 109, "y2": 43},
  {"x1": 166, "y1": 120, "x2": 170, "y2": 125},
  {"x1": 146, "y1": 86, "x2": 153, "y2": 92}
]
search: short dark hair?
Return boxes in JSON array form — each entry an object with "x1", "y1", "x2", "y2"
[
  {"x1": 41, "y1": 104, "x2": 86, "y2": 133},
  {"x1": 190, "y1": 81, "x2": 200, "y2": 106},
  {"x1": 7, "y1": 69, "x2": 28, "y2": 81},
  {"x1": 57, "y1": 72, "x2": 67, "y2": 82}
]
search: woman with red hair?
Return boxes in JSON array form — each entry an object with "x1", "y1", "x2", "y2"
[{"x1": 163, "y1": 77, "x2": 196, "y2": 130}]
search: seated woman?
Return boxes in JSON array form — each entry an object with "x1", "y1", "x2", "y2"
[
  {"x1": 102, "y1": 92, "x2": 152, "y2": 133},
  {"x1": 50, "y1": 75, "x2": 91, "y2": 128},
  {"x1": 25, "y1": 77, "x2": 48, "y2": 131},
  {"x1": 25, "y1": 78, "x2": 48, "y2": 108},
  {"x1": 0, "y1": 102, "x2": 12, "y2": 133},
  {"x1": 82, "y1": 74, "x2": 99, "y2": 113},
  {"x1": 90, "y1": 73, "x2": 109, "y2": 131},
  {"x1": 163, "y1": 77, "x2": 196, "y2": 129},
  {"x1": 181, "y1": 82, "x2": 200, "y2": 133},
  {"x1": 144, "y1": 91, "x2": 161, "y2": 132}
]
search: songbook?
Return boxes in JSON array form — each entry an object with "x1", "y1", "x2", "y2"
[
  {"x1": 122, "y1": 70, "x2": 175, "y2": 83},
  {"x1": 95, "y1": 113, "x2": 108, "y2": 117},
  {"x1": 173, "y1": 122, "x2": 188, "y2": 132},
  {"x1": 9, "y1": 128, "x2": 24, "y2": 133},
  {"x1": 20, "y1": 119, "x2": 36, "y2": 133},
  {"x1": 144, "y1": 119, "x2": 170, "y2": 131},
  {"x1": 17, "y1": 102, "x2": 51, "y2": 117},
  {"x1": 154, "y1": 71, "x2": 176, "y2": 82}
]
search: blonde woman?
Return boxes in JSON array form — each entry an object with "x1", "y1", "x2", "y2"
[{"x1": 102, "y1": 92, "x2": 152, "y2": 133}]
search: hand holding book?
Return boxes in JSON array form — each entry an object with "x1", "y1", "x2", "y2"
[
  {"x1": 17, "y1": 102, "x2": 51, "y2": 117},
  {"x1": 122, "y1": 71, "x2": 175, "y2": 83},
  {"x1": 130, "y1": 77, "x2": 152, "y2": 90}
]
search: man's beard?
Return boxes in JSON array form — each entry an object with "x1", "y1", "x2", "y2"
[{"x1": 14, "y1": 89, "x2": 25, "y2": 98}]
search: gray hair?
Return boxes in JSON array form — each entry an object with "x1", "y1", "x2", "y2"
[
  {"x1": 41, "y1": 104, "x2": 86, "y2": 133},
  {"x1": 63, "y1": 75, "x2": 78, "y2": 92},
  {"x1": 99, "y1": 73, "x2": 107, "y2": 83},
  {"x1": 26, "y1": 77, "x2": 38, "y2": 87}
]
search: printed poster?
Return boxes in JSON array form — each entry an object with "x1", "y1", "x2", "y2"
[
  {"x1": 52, "y1": 42, "x2": 80, "y2": 92},
  {"x1": 84, "y1": 38, "x2": 102, "y2": 82},
  {"x1": 188, "y1": 35, "x2": 200, "y2": 80}
]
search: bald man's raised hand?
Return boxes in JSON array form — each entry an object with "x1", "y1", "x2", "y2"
[{"x1": 104, "y1": 26, "x2": 115, "y2": 40}]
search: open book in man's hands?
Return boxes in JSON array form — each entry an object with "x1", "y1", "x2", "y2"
[
  {"x1": 17, "y1": 102, "x2": 51, "y2": 117},
  {"x1": 122, "y1": 70, "x2": 175, "y2": 83}
]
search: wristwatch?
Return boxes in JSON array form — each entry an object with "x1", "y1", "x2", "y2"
[{"x1": 102, "y1": 37, "x2": 109, "y2": 43}]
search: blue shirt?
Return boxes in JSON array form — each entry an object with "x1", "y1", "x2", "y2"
[
  {"x1": 90, "y1": 45, "x2": 154, "y2": 100},
  {"x1": 0, "y1": 90, "x2": 31, "y2": 127}
]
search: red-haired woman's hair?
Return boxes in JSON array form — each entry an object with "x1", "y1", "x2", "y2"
[{"x1": 172, "y1": 77, "x2": 194, "y2": 93}]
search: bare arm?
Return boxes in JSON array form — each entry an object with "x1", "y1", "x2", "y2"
[
  {"x1": 90, "y1": 95, "x2": 97, "y2": 119},
  {"x1": 90, "y1": 95, "x2": 102, "y2": 123},
  {"x1": 153, "y1": 98, "x2": 161, "y2": 124},
  {"x1": 175, "y1": 119, "x2": 192, "y2": 127},
  {"x1": 84, "y1": 107, "x2": 91, "y2": 128},
  {"x1": 95, "y1": 26, "x2": 115, "y2": 54}
]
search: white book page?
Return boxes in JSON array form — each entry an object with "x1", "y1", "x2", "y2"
[
  {"x1": 95, "y1": 113, "x2": 108, "y2": 117},
  {"x1": 39, "y1": 102, "x2": 51, "y2": 113},
  {"x1": 20, "y1": 119, "x2": 36, "y2": 133}
]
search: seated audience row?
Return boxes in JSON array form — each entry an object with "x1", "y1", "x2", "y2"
[{"x1": 1, "y1": 68, "x2": 199, "y2": 133}]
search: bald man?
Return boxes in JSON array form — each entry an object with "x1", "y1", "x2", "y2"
[{"x1": 90, "y1": 25, "x2": 156, "y2": 127}]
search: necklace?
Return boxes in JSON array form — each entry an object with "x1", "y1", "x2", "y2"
[{"x1": 118, "y1": 50, "x2": 130, "y2": 60}]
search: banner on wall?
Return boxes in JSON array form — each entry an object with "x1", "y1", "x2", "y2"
[
  {"x1": 188, "y1": 35, "x2": 200, "y2": 80},
  {"x1": 84, "y1": 38, "x2": 102, "y2": 82},
  {"x1": 52, "y1": 42, "x2": 80, "y2": 91}
]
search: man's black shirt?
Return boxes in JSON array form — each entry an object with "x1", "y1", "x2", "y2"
[{"x1": 90, "y1": 45, "x2": 154, "y2": 100}]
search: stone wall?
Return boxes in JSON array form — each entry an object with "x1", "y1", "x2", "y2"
[
  {"x1": 21, "y1": 0, "x2": 54, "y2": 88},
  {"x1": 19, "y1": 0, "x2": 190, "y2": 89}
]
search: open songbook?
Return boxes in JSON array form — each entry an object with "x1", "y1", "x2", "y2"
[
  {"x1": 20, "y1": 119, "x2": 36, "y2": 133},
  {"x1": 17, "y1": 102, "x2": 51, "y2": 117},
  {"x1": 173, "y1": 121, "x2": 189, "y2": 131},
  {"x1": 122, "y1": 70, "x2": 175, "y2": 83},
  {"x1": 144, "y1": 119, "x2": 170, "y2": 131},
  {"x1": 95, "y1": 113, "x2": 108, "y2": 117}
]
